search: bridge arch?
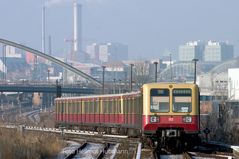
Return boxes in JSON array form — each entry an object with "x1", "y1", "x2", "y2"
[{"x1": 0, "y1": 38, "x2": 102, "y2": 87}]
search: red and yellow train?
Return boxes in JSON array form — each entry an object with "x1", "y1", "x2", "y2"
[{"x1": 55, "y1": 83, "x2": 200, "y2": 149}]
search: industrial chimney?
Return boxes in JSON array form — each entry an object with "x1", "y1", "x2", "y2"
[
  {"x1": 42, "y1": 5, "x2": 46, "y2": 54},
  {"x1": 73, "y1": 1, "x2": 82, "y2": 61}
]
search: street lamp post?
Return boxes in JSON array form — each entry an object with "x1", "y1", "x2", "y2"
[
  {"x1": 102, "y1": 66, "x2": 106, "y2": 94},
  {"x1": 113, "y1": 78, "x2": 116, "y2": 94},
  {"x1": 153, "y1": 61, "x2": 158, "y2": 82},
  {"x1": 170, "y1": 54, "x2": 173, "y2": 82},
  {"x1": 130, "y1": 64, "x2": 134, "y2": 92},
  {"x1": 192, "y1": 59, "x2": 198, "y2": 84},
  {"x1": 119, "y1": 79, "x2": 122, "y2": 93},
  {"x1": 47, "y1": 69, "x2": 50, "y2": 83}
]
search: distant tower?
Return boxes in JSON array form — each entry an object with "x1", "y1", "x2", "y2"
[
  {"x1": 42, "y1": 5, "x2": 46, "y2": 54},
  {"x1": 48, "y1": 35, "x2": 52, "y2": 56},
  {"x1": 73, "y1": 1, "x2": 83, "y2": 62}
]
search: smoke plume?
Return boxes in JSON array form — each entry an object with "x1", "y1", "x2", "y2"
[
  {"x1": 44, "y1": 0, "x2": 108, "y2": 7},
  {"x1": 44, "y1": 0, "x2": 73, "y2": 7}
]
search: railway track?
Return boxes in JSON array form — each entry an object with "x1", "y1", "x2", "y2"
[
  {"x1": 59, "y1": 141, "x2": 117, "y2": 159},
  {"x1": 151, "y1": 141, "x2": 238, "y2": 159},
  {"x1": 2, "y1": 124, "x2": 238, "y2": 158},
  {"x1": 1, "y1": 125, "x2": 139, "y2": 159},
  {"x1": 154, "y1": 152, "x2": 235, "y2": 159}
]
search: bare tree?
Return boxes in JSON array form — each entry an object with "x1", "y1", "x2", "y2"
[
  {"x1": 133, "y1": 61, "x2": 152, "y2": 89},
  {"x1": 203, "y1": 78, "x2": 239, "y2": 144}
]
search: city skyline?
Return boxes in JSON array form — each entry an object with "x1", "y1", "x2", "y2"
[{"x1": 0, "y1": 0, "x2": 238, "y2": 60}]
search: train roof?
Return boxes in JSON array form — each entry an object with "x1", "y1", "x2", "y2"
[
  {"x1": 55, "y1": 91, "x2": 141, "y2": 101},
  {"x1": 143, "y1": 82, "x2": 198, "y2": 87}
]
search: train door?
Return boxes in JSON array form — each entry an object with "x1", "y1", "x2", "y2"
[
  {"x1": 132, "y1": 97, "x2": 135, "y2": 126},
  {"x1": 72, "y1": 101, "x2": 75, "y2": 124},
  {"x1": 99, "y1": 98, "x2": 104, "y2": 123},
  {"x1": 138, "y1": 95, "x2": 143, "y2": 129},
  {"x1": 61, "y1": 101, "x2": 64, "y2": 123},
  {"x1": 92, "y1": 99, "x2": 96, "y2": 124},
  {"x1": 99, "y1": 98, "x2": 102, "y2": 125},
  {"x1": 88, "y1": 100, "x2": 92, "y2": 124},
  {"x1": 114, "y1": 99, "x2": 117, "y2": 124},
  {"x1": 113, "y1": 98, "x2": 116, "y2": 124},
  {"x1": 102, "y1": 99, "x2": 108, "y2": 124},
  {"x1": 106, "y1": 99, "x2": 110, "y2": 123},
  {"x1": 110, "y1": 99, "x2": 114, "y2": 124},
  {"x1": 69, "y1": 101, "x2": 72, "y2": 123},
  {"x1": 95, "y1": 98, "x2": 100, "y2": 124},
  {"x1": 123, "y1": 97, "x2": 128, "y2": 126},
  {"x1": 86, "y1": 100, "x2": 90, "y2": 124},
  {"x1": 64, "y1": 100, "x2": 67, "y2": 123},
  {"x1": 80, "y1": 100, "x2": 83, "y2": 124},
  {"x1": 120, "y1": 97, "x2": 123, "y2": 124},
  {"x1": 128, "y1": 97, "x2": 132, "y2": 126},
  {"x1": 82, "y1": 100, "x2": 86, "y2": 123},
  {"x1": 116, "y1": 98, "x2": 120, "y2": 124},
  {"x1": 92, "y1": 99, "x2": 95, "y2": 124},
  {"x1": 76, "y1": 100, "x2": 79, "y2": 124},
  {"x1": 55, "y1": 101, "x2": 58, "y2": 121}
]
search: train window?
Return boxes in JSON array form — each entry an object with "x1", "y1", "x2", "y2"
[
  {"x1": 72, "y1": 102, "x2": 74, "y2": 114},
  {"x1": 61, "y1": 102, "x2": 64, "y2": 114},
  {"x1": 150, "y1": 89, "x2": 169, "y2": 112},
  {"x1": 172, "y1": 89, "x2": 192, "y2": 113},
  {"x1": 115, "y1": 99, "x2": 119, "y2": 114},
  {"x1": 55, "y1": 101, "x2": 58, "y2": 113},
  {"x1": 85, "y1": 101, "x2": 89, "y2": 114},
  {"x1": 103, "y1": 100, "x2": 108, "y2": 114},
  {"x1": 92, "y1": 101, "x2": 95, "y2": 114},
  {"x1": 74, "y1": 101, "x2": 77, "y2": 113},
  {"x1": 76, "y1": 101, "x2": 80, "y2": 113},
  {"x1": 68, "y1": 102, "x2": 70, "y2": 114},
  {"x1": 74, "y1": 101, "x2": 77, "y2": 114},
  {"x1": 95, "y1": 100, "x2": 99, "y2": 114},
  {"x1": 64, "y1": 101, "x2": 67, "y2": 114},
  {"x1": 117, "y1": 100, "x2": 121, "y2": 114},
  {"x1": 136, "y1": 97, "x2": 140, "y2": 114},
  {"x1": 108, "y1": 100, "x2": 112, "y2": 114},
  {"x1": 112, "y1": 100, "x2": 115, "y2": 114},
  {"x1": 89, "y1": 101, "x2": 93, "y2": 114}
]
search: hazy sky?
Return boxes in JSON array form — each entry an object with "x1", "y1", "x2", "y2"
[{"x1": 0, "y1": 0, "x2": 239, "y2": 60}]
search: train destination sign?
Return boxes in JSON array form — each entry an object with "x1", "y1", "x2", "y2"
[
  {"x1": 150, "y1": 89, "x2": 169, "y2": 96},
  {"x1": 173, "y1": 89, "x2": 191, "y2": 96}
]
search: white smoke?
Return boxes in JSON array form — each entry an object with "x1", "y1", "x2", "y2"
[
  {"x1": 44, "y1": 0, "x2": 108, "y2": 7},
  {"x1": 44, "y1": 0, "x2": 74, "y2": 7},
  {"x1": 82, "y1": 0, "x2": 108, "y2": 3}
]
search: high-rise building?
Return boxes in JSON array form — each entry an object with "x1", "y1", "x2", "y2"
[
  {"x1": 178, "y1": 41, "x2": 204, "y2": 61},
  {"x1": 179, "y1": 40, "x2": 234, "y2": 62},
  {"x1": 86, "y1": 43, "x2": 99, "y2": 62},
  {"x1": 5, "y1": 45, "x2": 22, "y2": 58},
  {"x1": 204, "y1": 41, "x2": 233, "y2": 62},
  {"x1": 228, "y1": 68, "x2": 239, "y2": 100},
  {"x1": 99, "y1": 43, "x2": 128, "y2": 62},
  {"x1": 86, "y1": 42, "x2": 128, "y2": 63}
]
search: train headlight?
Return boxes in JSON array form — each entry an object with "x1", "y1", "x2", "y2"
[
  {"x1": 183, "y1": 116, "x2": 192, "y2": 123},
  {"x1": 150, "y1": 116, "x2": 159, "y2": 123}
]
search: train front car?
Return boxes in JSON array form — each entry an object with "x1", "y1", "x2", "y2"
[{"x1": 142, "y1": 83, "x2": 200, "y2": 151}]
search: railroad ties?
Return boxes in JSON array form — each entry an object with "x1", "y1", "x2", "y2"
[
  {"x1": 59, "y1": 141, "x2": 115, "y2": 159},
  {"x1": 152, "y1": 141, "x2": 239, "y2": 159}
]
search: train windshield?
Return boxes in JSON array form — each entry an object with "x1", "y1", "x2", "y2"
[
  {"x1": 150, "y1": 89, "x2": 169, "y2": 112},
  {"x1": 173, "y1": 89, "x2": 192, "y2": 113}
]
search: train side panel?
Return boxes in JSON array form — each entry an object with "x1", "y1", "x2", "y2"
[{"x1": 55, "y1": 92, "x2": 142, "y2": 132}]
